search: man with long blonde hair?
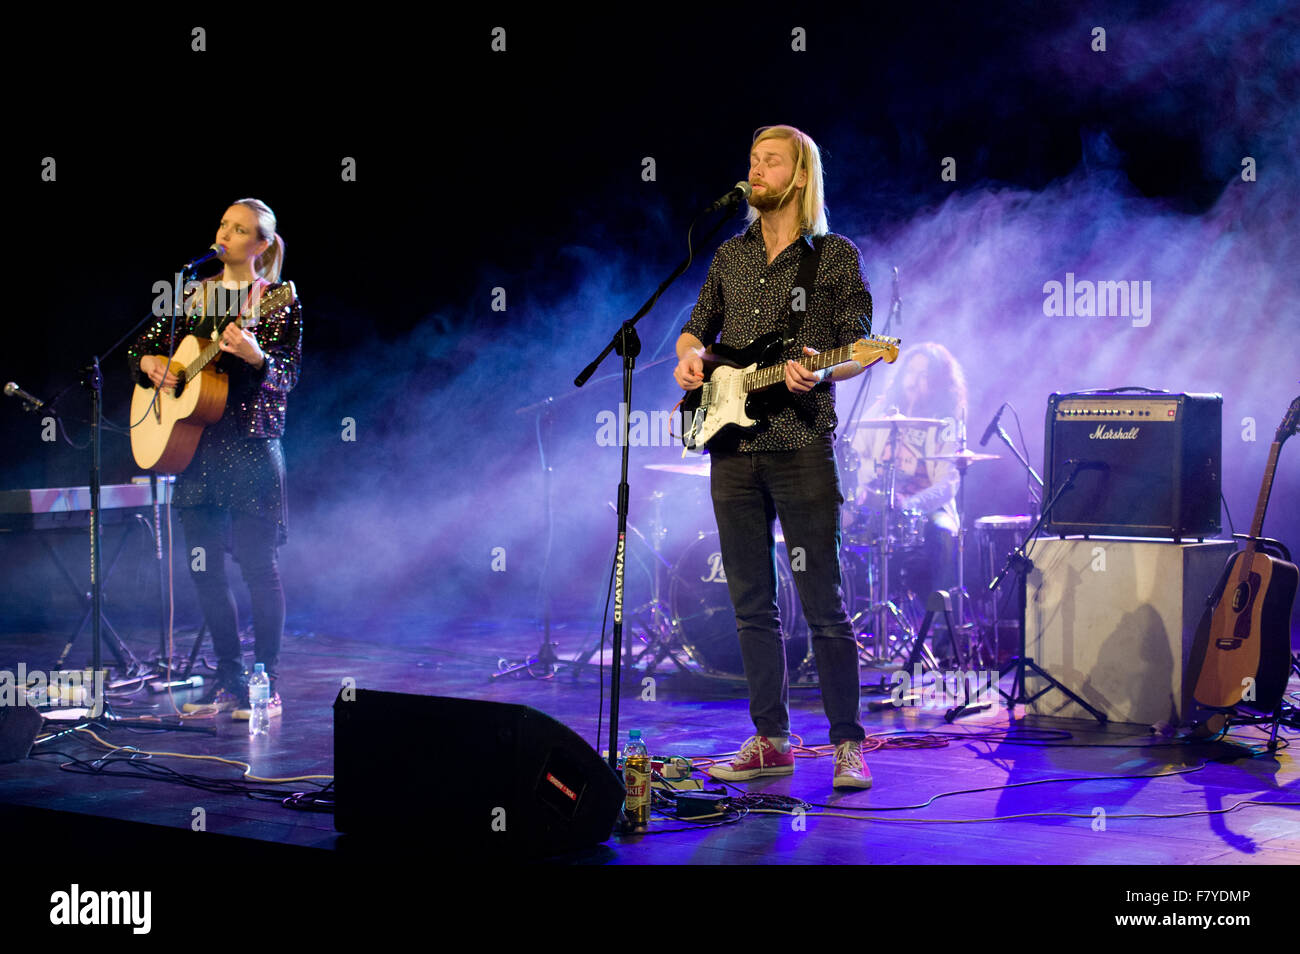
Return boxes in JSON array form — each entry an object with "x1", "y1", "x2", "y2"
[{"x1": 673, "y1": 125, "x2": 876, "y2": 789}]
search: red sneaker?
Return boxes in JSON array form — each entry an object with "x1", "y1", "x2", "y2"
[
  {"x1": 832, "y1": 740, "x2": 872, "y2": 789},
  {"x1": 708, "y1": 735, "x2": 795, "y2": 781}
]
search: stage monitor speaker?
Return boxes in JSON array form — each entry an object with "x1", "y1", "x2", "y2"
[
  {"x1": 0, "y1": 705, "x2": 43, "y2": 763},
  {"x1": 1044, "y1": 391, "x2": 1221, "y2": 539},
  {"x1": 333, "y1": 690, "x2": 624, "y2": 859}
]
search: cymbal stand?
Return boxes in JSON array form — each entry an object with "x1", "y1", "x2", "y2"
[
  {"x1": 569, "y1": 495, "x2": 691, "y2": 678},
  {"x1": 865, "y1": 421, "x2": 916, "y2": 666},
  {"x1": 948, "y1": 412, "x2": 985, "y2": 667},
  {"x1": 614, "y1": 493, "x2": 691, "y2": 677},
  {"x1": 493, "y1": 399, "x2": 562, "y2": 679}
]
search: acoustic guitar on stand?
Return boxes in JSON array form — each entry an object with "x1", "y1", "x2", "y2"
[
  {"x1": 130, "y1": 282, "x2": 297, "y2": 473},
  {"x1": 680, "y1": 333, "x2": 900, "y2": 452},
  {"x1": 1190, "y1": 395, "x2": 1299, "y2": 712}
]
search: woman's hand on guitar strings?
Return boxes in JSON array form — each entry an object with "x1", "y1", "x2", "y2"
[{"x1": 220, "y1": 324, "x2": 265, "y2": 368}]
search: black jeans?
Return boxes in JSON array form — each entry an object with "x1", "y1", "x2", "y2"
[
  {"x1": 709, "y1": 433, "x2": 865, "y2": 744},
  {"x1": 180, "y1": 505, "x2": 284, "y2": 683}
]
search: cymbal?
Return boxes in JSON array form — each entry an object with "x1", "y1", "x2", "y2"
[
  {"x1": 926, "y1": 450, "x2": 1001, "y2": 463},
  {"x1": 854, "y1": 412, "x2": 946, "y2": 429},
  {"x1": 645, "y1": 461, "x2": 711, "y2": 477}
]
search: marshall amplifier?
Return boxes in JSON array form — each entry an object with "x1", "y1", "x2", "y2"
[{"x1": 1044, "y1": 391, "x2": 1221, "y2": 539}]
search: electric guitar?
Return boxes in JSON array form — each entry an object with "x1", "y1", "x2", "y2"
[
  {"x1": 680, "y1": 333, "x2": 900, "y2": 452},
  {"x1": 1189, "y1": 395, "x2": 1299, "y2": 712},
  {"x1": 130, "y1": 281, "x2": 297, "y2": 473}
]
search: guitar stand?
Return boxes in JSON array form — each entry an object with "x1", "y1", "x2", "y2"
[
  {"x1": 1232, "y1": 533, "x2": 1292, "y2": 563},
  {"x1": 1218, "y1": 681, "x2": 1299, "y2": 757},
  {"x1": 1211, "y1": 534, "x2": 1297, "y2": 754}
]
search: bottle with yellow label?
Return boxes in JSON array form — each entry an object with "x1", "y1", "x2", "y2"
[{"x1": 622, "y1": 729, "x2": 651, "y2": 828}]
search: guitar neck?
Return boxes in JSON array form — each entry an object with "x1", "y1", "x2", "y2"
[
  {"x1": 186, "y1": 318, "x2": 243, "y2": 380},
  {"x1": 1245, "y1": 438, "x2": 1285, "y2": 548},
  {"x1": 183, "y1": 282, "x2": 273, "y2": 379},
  {"x1": 745, "y1": 342, "x2": 858, "y2": 392}
]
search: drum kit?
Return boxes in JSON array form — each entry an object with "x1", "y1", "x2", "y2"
[{"x1": 581, "y1": 412, "x2": 1036, "y2": 687}]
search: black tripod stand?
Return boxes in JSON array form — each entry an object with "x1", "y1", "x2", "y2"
[
  {"x1": 30, "y1": 254, "x2": 223, "y2": 742},
  {"x1": 951, "y1": 460, "x2": 1108, "y2": 723},
  {"x1": 492, "y1": 397, "x2": 562, "y2": 680}
]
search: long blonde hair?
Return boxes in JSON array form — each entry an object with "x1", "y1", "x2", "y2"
[
  {"x1": 744, "y1": 125, "x2": 828, "y2": 238},
  {"x1": 233, "y1": 197, "x2": 285, "y2": 283}
]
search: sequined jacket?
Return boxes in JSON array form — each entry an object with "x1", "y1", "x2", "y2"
[{"x1": 126, "y1": 279, "x2": 302, "y2": 439}]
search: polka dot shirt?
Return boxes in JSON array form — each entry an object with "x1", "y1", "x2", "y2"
[{"x1": 681, "y1": 218, "x2": 873, "y2": 452}]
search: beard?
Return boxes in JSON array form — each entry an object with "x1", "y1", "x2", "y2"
[{"x1": 747, "y1": 182, "x2": 799, "y2": 213}]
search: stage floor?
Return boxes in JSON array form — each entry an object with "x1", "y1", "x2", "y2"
[{"x1": 1, "y1": 615, "x2": 1298, "y2": 867}]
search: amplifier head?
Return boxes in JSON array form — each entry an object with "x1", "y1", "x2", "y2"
[{"x1": 1044, "y1": 391, "x2": 1221, "y2": 539}]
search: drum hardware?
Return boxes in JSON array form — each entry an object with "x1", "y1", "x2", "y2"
[
  {"x1": 667, "y1": 531, "x2": 815, "y2": 685},
  {"x1": 931, "y1": 421, "x2": 1000, "y2": 668},
  {"x1": 949, "y1": 460, "x2": 1108, "y2": 725},
  {"x1": 972, "y1": 514, "x2": 1034, "y2": 665},
  {"x1": 853, "y1": 413, "x2": 948, "y2": 430},
  {"x1": 902, "y1": 589, "x2": 966, "y2": 673},
  {"x1": 855, "y1": 414, "x2": 932, "y2": 667},
  {"x1": 845, "y1": 414, "x2": 1006, "y2": 672},
  {"x1": 568, "y1": 493, "x2": 696, "y2": 678}
]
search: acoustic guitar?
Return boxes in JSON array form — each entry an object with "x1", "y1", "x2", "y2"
[
  {"x1": 1189, "y1": 395, "x2": 1299, "y2": 712},
  {"x1": 130, "y1": 281, "x2": 297, "y2": 473}
]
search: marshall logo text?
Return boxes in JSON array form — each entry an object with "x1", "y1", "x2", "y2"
[{"x1": 1089, "y1": 425, "x2": 1140, "y2": 440}]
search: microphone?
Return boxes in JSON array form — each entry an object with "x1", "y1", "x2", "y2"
[
  {"x1": 704, "y1": 181, "x2": 752, "y2": 213},
  {"x1": 979, "y1": 403, "x2": 1006, "y2": 447},
  {"x1": 182, "y1": 244, "x2": 225, "y2": 272},
  {"x1": 4, "y1": 382, "x2": 45, "y2": 409}
]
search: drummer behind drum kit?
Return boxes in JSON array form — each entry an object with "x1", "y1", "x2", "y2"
[{"x1": 594, "y1": 413, "x2": 1031, "y2": 687}]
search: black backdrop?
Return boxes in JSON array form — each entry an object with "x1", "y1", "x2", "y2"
[{"x1": 6, "y1": 3, "x2": 1298, "y2": 636}]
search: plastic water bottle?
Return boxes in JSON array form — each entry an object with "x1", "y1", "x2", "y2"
[
  {"x1": 248, "y1": 663, "x2": 270, "y2": 737},
  {"x1": 622, "y1": 729, "x2": 651, "y2": 828}
]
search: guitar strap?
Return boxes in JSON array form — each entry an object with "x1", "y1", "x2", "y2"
[{"x1": 783, "y1": 234, "x2": 825, "y2": 349}]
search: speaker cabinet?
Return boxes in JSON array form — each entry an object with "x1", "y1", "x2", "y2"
[
  {"x1": 1026, "y1": 538, "x2": 1236, "y2": 724},
  {"x1": 0, "y1": 705, "x2": 42, "y2": 763},
  {"x1": 1044, "y1": 392, "x2": 1221, "y2": 539},
  {"x1": 334, "y1": 691, "x2": 624, "y2": 859}
]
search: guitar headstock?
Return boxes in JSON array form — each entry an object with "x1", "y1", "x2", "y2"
[
  {"x1": 1278, "y1": 395, "x2": 1300, "y2": 444},
  {"x1": 236, "y1": 281, "x2": 299, "y2": 330},
  {"x1": 251, "y1": 280, "x2": 297, "y2": 322},
  {"x1": 851, "y1": 334, "x2": 901, "y2": 366}
]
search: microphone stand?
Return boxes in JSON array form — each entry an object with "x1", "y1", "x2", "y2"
[
  {"x1": 574, "y1": 198, "x2": 744, "y2": 785},
  {"x1": 948, "y1": 461, "x2": 1108, "y2": 724},
  {"x1": 837, "y1": 265, "x2": 897, "y2": 461},
  {"x1": 989, "y1": 418, "x2": 1043, "y2": 517},
  {"x1": 492, "y1": 397, "x2": 561, "y2": 679},
  {"x1": 30, "y1": 262, "x2": 215, "y2": 740}
]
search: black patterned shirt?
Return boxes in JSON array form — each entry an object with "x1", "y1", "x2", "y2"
[{"x1": 681, "y1": 218, "x2": 872, "y2": 452}]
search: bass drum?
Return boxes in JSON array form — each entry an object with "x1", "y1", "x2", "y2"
[{"x1": 669, "y1": 532, "x2": 811, "y2": 680}]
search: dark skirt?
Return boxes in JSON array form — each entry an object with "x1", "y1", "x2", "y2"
[{"x1": 173, "y1": 415, "x2": 288, "y2": 547}]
